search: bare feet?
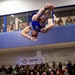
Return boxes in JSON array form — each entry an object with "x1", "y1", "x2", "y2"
[{"x1": 45, "y1": 3, "x2": 54, "y2": 10}]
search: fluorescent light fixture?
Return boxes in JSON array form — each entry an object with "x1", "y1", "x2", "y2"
[
  {"x1": 2, "y1": 24, "x2": 4, "y2": 26},
  {"x1": 53, "y1": 14, "x2": 56, "y2": 18},
  {"x1": 11, "y1": 15, "x2": 14, "y2": 17},
  {"x1": 18, "y1": 19, "x2": 22, "y2": 22}
]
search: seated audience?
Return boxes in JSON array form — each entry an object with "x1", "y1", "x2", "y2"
[
  {"x1": 62, "y1": 63, "x2": 67, "y2": 71},
  {"x1": 63, "y1": 68, "x2": 70, "y2": 75},
  {"x1": 67, "y1": 61, "x2": 72, "y2": 69},
  {"x1": 0, "y1": 61, "x2": 75, "y2": 75},
  {"x1": 56, "y1": 70, "x2": 61, "y2": 75}
]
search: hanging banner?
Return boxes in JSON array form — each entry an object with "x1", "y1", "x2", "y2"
[{"x1": 20, "y1": 56, "x2": 45, "y2": 65}]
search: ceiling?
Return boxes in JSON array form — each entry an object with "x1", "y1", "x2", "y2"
[{"x1": 0, "y1": 5, "x2": 75, "y2": 22}]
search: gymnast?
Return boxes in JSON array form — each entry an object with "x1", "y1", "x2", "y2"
[{"x1": 21, "y1": 3, "x2": 54, "y2": 41}]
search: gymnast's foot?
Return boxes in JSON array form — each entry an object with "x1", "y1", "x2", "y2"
[{"x1": 45, "y1": 3, "x2": 54, "y2": 10}]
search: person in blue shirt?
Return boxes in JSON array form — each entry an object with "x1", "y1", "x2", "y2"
[{"x1": 21, "y1": 3, "x2": 54, "y2": 41}]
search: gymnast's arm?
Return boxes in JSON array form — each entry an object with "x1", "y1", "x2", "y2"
[
  {"x1": 41, "y1": 23, "x2": 54, "y2": 33},
  {"x1": 20, "y1": 26, "x2": 32, "y2": 40}
]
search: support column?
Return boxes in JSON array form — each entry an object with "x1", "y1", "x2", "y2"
[
  {"x1": 4, "y1": 16, "x2": 7, "y2": 32},
  {"x1": 15, "y1": 17, "x2": 18, "y2": 30},
  {"x1": 52, "y1": 9, "x2": 54, "y2": 23}
]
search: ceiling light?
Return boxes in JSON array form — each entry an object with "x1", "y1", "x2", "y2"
[
  {"x1": 18, "y1": 19, "x2": 22, "y2": 22},
  {"x1": 11, "y1": 15, "x2": 14, "y2": 17},
  {"x1": 53, "y1": 14, "x2": 56, "y2": 18}
]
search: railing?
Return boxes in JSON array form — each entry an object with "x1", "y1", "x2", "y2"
[{"x1": 0, "y1": 24, "x2": 75, "y2": 49}]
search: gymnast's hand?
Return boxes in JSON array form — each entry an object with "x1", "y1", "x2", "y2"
[{"x1": 31, "y1": 37, "x2": 37, "y2": 41}]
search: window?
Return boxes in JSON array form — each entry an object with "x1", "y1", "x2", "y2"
[
  {"x1": 53, "y1": 5, "x2": 75, "y2": 26},
  {"x1": 6, "y1": 13, "x2": 28, "y2": 31},
  {"x1": 0, "y1": 16, "x2": 4, "y2": 32}
]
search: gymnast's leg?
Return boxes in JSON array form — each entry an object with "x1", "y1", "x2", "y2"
[
  {"x1": 40, "y1": 5, "x2": 54, "y2": 25},
  {"x1": 40, "y1": 5, "x2": 54, "y2": 33},
  {"x1": 32, "y1": 3, "x2": 54, "y2": 21}
]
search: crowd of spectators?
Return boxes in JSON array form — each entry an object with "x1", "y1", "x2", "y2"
[
  {"x1": 0, "y1": 61, "x2": 75, "y2": 75},
  {"x1": 0, "y1": 14, "x2": 75, "y2": 32},
  {"x1": 54, "y1": 16, "x2": 75, "y2": 26},
  {"x1": 0, "y1": 15, "x2": 75, "y2": 32}
]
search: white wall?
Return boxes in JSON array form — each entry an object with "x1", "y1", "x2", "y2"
[
  {"x1": 42, "y1": 48, "x2": 75, "y2": 65},
  {"x1": 0, "y1": 50, "x2": 37, "y2": 67},
  {"x1": 0, "y1": 0, "x2": 75, "y2": 15},
  {"x1": 0, "y1": 47, "x2": 75, "y2": 67}
]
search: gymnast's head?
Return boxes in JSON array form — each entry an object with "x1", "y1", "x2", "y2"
[{"x1": 31, "y1": 30, "x2": 39, "y2": 38}]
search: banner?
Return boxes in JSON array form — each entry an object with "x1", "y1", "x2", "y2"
[{"x1": 20, "y1": 56, "x2": 45, "y2": 65}]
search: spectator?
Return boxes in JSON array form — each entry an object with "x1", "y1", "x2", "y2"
[
  {"x1": 7, "y1": 21, "x2": 13, "y2": 32},
  {"x1": 45, "y1": 62, "x2": 50, "y2": 71},
  {"x1": 56, "y1": 70, "x2": 61, "y2": 75},
  {"x1": 34, "y1": 69, "x2": 37, "y2": 75},
  {"x1": 54, "y1": 20, "x2": 58, "y2": 26},
  {"x1": 69, "y1": 62, "x2": 75, "y2": 75},
  {"x1": 57, "y1": 17, "x2": 63, "y2": 26},
  {"x1": 58, "y1": 62, "x2": 62, "y2": 70},
  {"x1": 30, "y1": 71, "x2": 34, "y2": 75},
  {"x1": 34, "y1": 63, "x2": 38, "y2": 70},
  {"x1": 72, "y1": 18, "x2": 75, "y2": 24},
  {"x1": 0, "y1": 24, "x2": 2, "y2": 32},
  {"x1": 56, "y1": 67, "x2": 63, "y2": 75},
  {"x1": 36, "y1": 71, "x2": 40, "y2": 75},
  {"x1": 63, "y1": 68, "x2": 70, "y2": 75},
  {"x1": 14, "y1": 64, "x2": 20, "y2": 73},
  {"x1": 39, "y1": 68, "x2": 42, "y2": 75},
  {"x1": 26, "y1": 70, "x2": 30, "y2": 75},
  {"x1": 42, "y1": 71, "x2": 47, "y2": 75},
  {"x1": 22, "y1": 69, "x2": 26, "y2": 75},
  {"x1": 0, "y1": 65, "x2": 7, "y2": 73},
  {"x1": 52, "y1": 61, "x2": 57, "y2": 70},
  {"x1": 67, "y1": 61, "x2": 72, "y2": 69},
  {"x1": 50, "y1": 71, "x2": 55, "y2": 75},
  {"x1": 7, "y1": 65, "x2": 13, "y2": 74},
  {"x1": 51, "y1": 66, "x2": 56, "y2": 75},
  {"x1": 62, "y1": 63, "x2": 66, "y2": 71},
  {"x1": 65, "y1": 16, "x2": 72, "y2": 24},
  {"x1": 0, "y1": 69, "x2": 6, "y2": 75}
]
